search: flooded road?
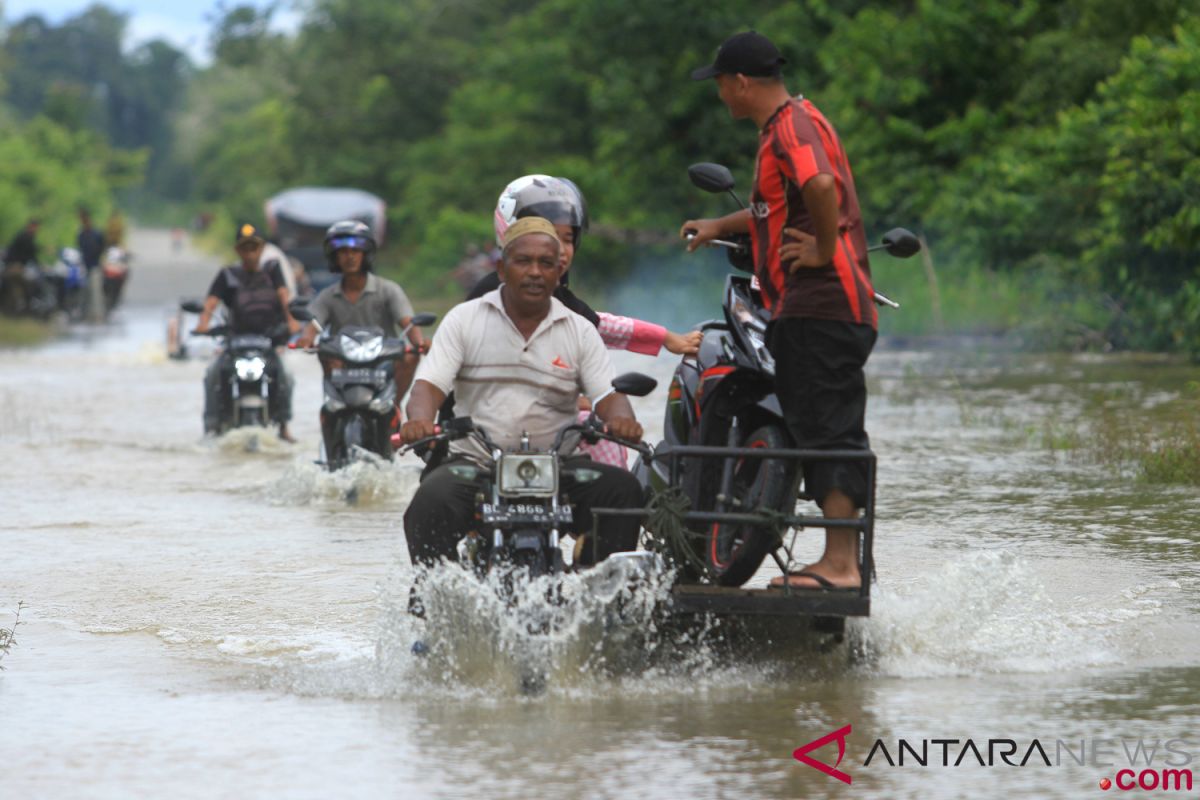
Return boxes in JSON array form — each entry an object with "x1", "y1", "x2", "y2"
[{"x1": 2, "y1": 230, "x2": 1198, "y2": 799}]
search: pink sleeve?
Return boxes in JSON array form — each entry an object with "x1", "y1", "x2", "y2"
[{"x1": 597, "y1": 312, "x2": 667, "y2": 356}]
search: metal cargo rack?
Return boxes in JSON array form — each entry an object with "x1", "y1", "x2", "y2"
[{"x1": 591, "y1": 444, "x2": 876, "y2": 624}]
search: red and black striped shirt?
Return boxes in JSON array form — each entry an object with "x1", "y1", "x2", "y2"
[{"x1": 750, "y1": 97, "x2": 876, "y2": 329}]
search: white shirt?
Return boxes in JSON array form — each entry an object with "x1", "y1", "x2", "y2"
[{"x1": 415, "y1": 288, "x2": 615, "y2": 461}]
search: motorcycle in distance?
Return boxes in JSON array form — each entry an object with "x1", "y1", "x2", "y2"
[
  {"x1": 100, "y1": 246, "x2": 131, "y2": 315},
  {"x1": 633, "y1": 162, "x2": 922, "y2": 587},
  {"x1": 401, "y1": 372, "x2": 659, "y2": 580},
  {"x1": 288, "y1": 306, "x2": 437, "y2": 470},
  {"x1": 180, "y1": 299, "x2": 289, "y2": 435},
  {"x1": 51, "y1": 248, "x2": 87, "y2": 320}
]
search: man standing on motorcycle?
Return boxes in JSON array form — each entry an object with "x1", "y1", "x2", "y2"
[
  {"x1": 683, "y1": 31, "x2": 876, "y2": 591},
  {"x1": 195, "y1": 222, "x2": 302, "y2": 440},
  {"x1": 294, "y1": 221, "x2": 425, "y2": 398},
  {"x1": 400, "y1": 217, "x2": 646, "y2": 570}
]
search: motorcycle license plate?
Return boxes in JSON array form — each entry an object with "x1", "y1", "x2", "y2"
[
  {"x1": 333, "y1": 367, "x2": 380, "y2": 385},
  {"x1": 480, "y1": 503, "x2": 573, "y2": 526}
]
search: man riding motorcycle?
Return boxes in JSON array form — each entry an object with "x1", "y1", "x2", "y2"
[
  {"x1": 471, "y1": 175, "x2": 702, "y2": 358},
  {"x1": 465, "y1": 175, "x2": 701, "y2": 467},
  {"x1": 195, "y1": 223, "x2": 301, "y2": 440},
  {"x1": 294, "y1": 220, "x2": 427, "y2": 447},
  {"x1": 401, "y1": 217, "x2": 646, "y2": 572}
]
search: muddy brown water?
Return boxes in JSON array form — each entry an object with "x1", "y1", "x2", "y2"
[{"x1": 1, "y1": 230, "x2": 1198, "y2": 799}]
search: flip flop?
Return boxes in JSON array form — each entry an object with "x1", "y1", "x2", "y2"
[{"x1": 769, "y1": 570, "x2": 859, "y2": 591}]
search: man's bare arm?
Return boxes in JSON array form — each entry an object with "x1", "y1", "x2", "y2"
[{"x1": 594, "y1": 393, "x2": 642, "y2": 443}]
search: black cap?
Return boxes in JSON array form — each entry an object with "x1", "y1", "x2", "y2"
[
  {"x1": 691, "y1": 31, "x2": 787, "y2": 80},
  {"x1": 234, "y1": 222, "x2": 265, "y2": 246}
]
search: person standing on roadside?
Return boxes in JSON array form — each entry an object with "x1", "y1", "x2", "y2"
[
  {"x1": 78, "y1": 209, "x2": 106, "y2": 321},
  {"x1": 2, "y1": 219, "x2": 40, "y2": 315},
  {"x1": 682, "y1": 31, "x2": 877, "y2": 591}
]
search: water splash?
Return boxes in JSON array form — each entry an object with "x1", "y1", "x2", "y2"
[
  {"x1": 266, "y1": 455, "x2": 423, "y2": 506},
  {"x1": 853, "y1": 551, "x2": 1123, "y2": 677},
  {"x1": 211, "y1": 427, "x2": 296, "y2": 456},
  {"x1": 374, "y1": 557, "x2": 684, "y2": 695}
]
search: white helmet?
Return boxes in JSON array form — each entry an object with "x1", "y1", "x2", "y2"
[{"x1": 494, "y1": 175, "x2": 589, "y2": 251}]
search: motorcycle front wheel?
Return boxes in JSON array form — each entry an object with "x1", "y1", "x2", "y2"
[{"x1": 707, "y1": 423, "x2": 797, "y2": 586}]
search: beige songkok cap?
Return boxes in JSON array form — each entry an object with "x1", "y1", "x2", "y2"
[{"x1": 502, "y1": 216, "x2": 561, "y2": 250}]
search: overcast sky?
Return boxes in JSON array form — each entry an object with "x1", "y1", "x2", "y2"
[{"x1": 1, "y1": 0, "x2": 300, "y2": 64}]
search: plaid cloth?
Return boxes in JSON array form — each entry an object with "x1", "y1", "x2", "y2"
[{"x1": 573, "y1": 409, "x2": 628, "y2": 468}]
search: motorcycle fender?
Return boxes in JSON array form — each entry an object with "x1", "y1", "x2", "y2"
[
  {"x1": 511, "y1": 531, "x2": 545, "y2": 552},
  {"x1": 322, "y1": 379, "x2": 346, "y2": 411}
]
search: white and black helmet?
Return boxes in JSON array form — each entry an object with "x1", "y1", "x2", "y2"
[
  {"x1": 323, "y1": 220, "x2": 377, "y2": 271},
  {"x1": 494, "y1": 175, "x2": 589, "y2": 252}
]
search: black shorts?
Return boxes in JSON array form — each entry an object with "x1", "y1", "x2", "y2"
[{"x1": 766, "y1": 316, "x2": 877, "y2": 509}]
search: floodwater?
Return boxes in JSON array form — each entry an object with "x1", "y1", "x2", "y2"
[{"x1": 2, "y1": 230, "x2": 1198, "y2": 799}]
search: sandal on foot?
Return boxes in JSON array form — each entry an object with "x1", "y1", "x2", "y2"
[{"x1": 769, "y1": 570, "x2": 859, "y2": 591}]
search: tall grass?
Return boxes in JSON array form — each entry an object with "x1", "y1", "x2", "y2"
[{"x1": 870, "y1": 247, "x2": 1112, "y2": 347}]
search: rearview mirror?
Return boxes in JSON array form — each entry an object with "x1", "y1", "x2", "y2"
[
  {"x1": 612, "y1": 372, "x2": 658, "y2": 397},
  {"x1": 410, "y1": 312, "x2": 438, "y2": 327},
  {"x1": 687, "y1": 163, "x2": 735, "y2": 194},
  {"x1": 881, "y1": 228, "x2": 922, "y2": 259},
  {"x1": 288, "y1": 298, "x2": 313, "y2": 321}
]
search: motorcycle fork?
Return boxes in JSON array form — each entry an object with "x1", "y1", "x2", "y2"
[
  {"x1": 715, "y1": 417, "x2": 741, "y2": 510},
  {"x1": 230, "y1": 375, "x2": 240, "y2": 426}
]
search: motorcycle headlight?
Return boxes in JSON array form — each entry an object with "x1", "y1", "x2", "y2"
[
  {"x1": 340, "y1": 333, "x2": 383, "y2": 363},
  {"x1": 235, "y1": 357, "x2": 266, "y2": 381},
  {"x1": 498, "y1": 454, "x2": 558, "y2": 497}
]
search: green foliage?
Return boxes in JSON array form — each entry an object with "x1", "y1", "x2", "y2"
[
  {"x1": 9, "y1": 0, "x2": 1190, "y2": 355},
  {"x1": 0, "y1": 116, "x2": 145, "y2": 253}
]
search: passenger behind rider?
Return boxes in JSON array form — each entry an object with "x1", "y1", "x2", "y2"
[
  {"x1": 468, "y1": 175, "x2": 702, "y2": 466},
  {"x1": 195, "y1": 223, "x2": 301, "y2": 440},
  {"x1": 401, "y1": 217, "x2": 645, "y2": 571},
  {"x1": 294, "y1": 221, "x2": 426, "y2": 431},
  {"x1": 471, "y1": 175, "x2": 703, "y2": 359}
]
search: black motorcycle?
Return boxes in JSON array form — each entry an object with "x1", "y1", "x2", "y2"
[
  {"x1": 403, "y1": 373, "x2": 658, "y2": 579},
  {"x1": 633, "y1": 163, "x2": 921, "y2": 586},
  {"x1": 183, "y1": 299, "x2": 288, "y2": 434},
  {"x1": 291, "y1": 309, "x2": 436, "y2": 469}
]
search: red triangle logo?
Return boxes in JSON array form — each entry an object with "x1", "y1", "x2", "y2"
[
  {"x1": 551, "y1": 356, "x2": 570, "y2": 369},
  {"x1": 793, "y1": 724, "x2": 853, "y2": 785}
]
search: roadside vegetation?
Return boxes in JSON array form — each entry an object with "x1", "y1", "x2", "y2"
[
  {"x1": 0, "y1": 318, "x2": 55, "y2": 348},
  {"x1": 1043, "y1": 383, "x2": 1200, "y2": 486},
  {"x1": 0, "y1": 603, "x2": 23, "y2": 670},
  {"x1": 1, "y1": 1, "x2": 1197, "y2": 357}
]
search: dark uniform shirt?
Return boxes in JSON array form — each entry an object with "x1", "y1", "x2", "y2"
[
  {"x1": 750, "y1": 97, "x2": 876, "y2": 329},
  {"x1": 78, "y1": 227, "x2": 105, "y2": 270},
  {"x1": 5, "y1": 230, "x2": 38, "y2": 265},
  {"x1": 207, "y1": 261, "x2": 286, "y2": 334}
]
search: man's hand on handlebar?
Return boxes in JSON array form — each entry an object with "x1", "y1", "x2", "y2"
[
  {"x1": 400, "y1": 418, "x2": 440, "y2": 445},
  {"x1": 680, "y1": 218, "x2": 723, "y2": 252},
  {"x1": 604, "y1": 417, "x2": 643, "y2": 444}
]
